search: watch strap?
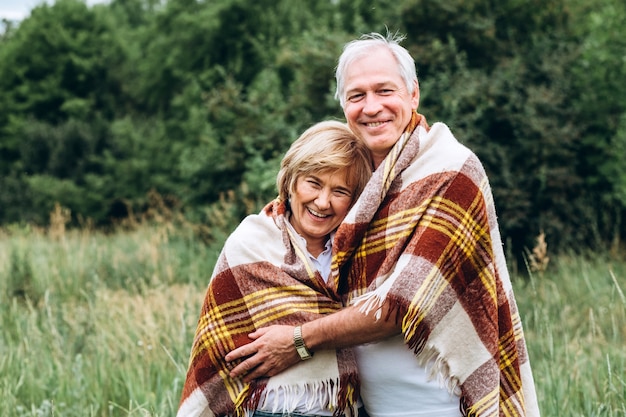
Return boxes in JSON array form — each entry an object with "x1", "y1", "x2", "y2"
[{"x1": 293, "y1": 325, "x2": 313, "y2": 360}]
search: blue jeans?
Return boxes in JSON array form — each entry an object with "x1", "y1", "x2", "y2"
[{"x1": 252, "y1": 408, "x2": 369, "y2": 417}]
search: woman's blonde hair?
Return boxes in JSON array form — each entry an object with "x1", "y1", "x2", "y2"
[{"x1": 277, "y1": 120, "x2": 372, "y2": 204}]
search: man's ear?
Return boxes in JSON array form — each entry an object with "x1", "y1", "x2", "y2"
[{"x1": 412, "y1": 80, "x2": 420, "y2": 110}]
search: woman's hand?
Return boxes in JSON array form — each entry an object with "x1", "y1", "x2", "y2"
[{"x1": 225, "y1": 325, "x2": 301, "y2": 382}]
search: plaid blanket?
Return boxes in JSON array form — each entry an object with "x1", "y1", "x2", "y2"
[
  {"x1": 177, "y1": 200, "x2": 360, "y2": 417},
  {"x1": 330, "y1": 112, "x2": 540, "y2": 417}
]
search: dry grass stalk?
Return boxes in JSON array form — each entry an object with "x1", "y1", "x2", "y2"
[
  {"x1": 527, "y1": 231, "x2": 550, "y2": 273},
  {"x1": 48, "y1": 202, "x2": 71, "y2": 241}
]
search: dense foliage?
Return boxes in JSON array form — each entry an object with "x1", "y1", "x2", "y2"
[{"x1": 1, "y1": 0, "x2": 625, "y2": 257}]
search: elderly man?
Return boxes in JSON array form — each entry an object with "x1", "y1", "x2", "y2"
[{"x1": 226, "y1": 32, "x2": 540, "y2": 417}]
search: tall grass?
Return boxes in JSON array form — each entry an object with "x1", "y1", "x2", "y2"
[
  {"x1": 1, "y1": 222, "x2": 625, "y2": 416},
  {"x1": 0, "y1": 222, "x2": 219, "y2": 417},
  {"x1": 515, "y1": 254, "x2": 626, "y2": 416}
]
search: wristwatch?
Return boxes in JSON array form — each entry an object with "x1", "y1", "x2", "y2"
[{"x1": 293, "y1": 325, "x2": 313, "y2": 360}]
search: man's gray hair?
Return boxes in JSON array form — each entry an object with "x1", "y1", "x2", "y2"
[{"x1": 334, "y1": 32, "x2": 418, "y2": 109}]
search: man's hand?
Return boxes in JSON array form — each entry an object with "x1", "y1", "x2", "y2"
[{"x1": 225, "y1": 325, "x2": 300, "y2": 382}]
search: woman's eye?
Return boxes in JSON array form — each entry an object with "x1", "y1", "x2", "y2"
[{"x1": 335, "y1": 189, "x2": 352, "y2": 197}]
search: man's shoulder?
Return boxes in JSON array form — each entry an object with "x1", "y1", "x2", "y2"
[
  {"x1": 428, "y1": 122, "x2": 466, "y2": 148},
  {"x1": 427, "y1": 122, "x2": 484, "y2": 167}
]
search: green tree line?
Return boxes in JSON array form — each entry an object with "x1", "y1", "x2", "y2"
[{"x1": 1, "y1": 0, "x2": 625, "y2": 258}]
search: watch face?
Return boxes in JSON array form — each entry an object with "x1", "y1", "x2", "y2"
[
  {"x1": 294, "y1": 326, "x2": 312, "y2": 360},
  {"x1": 296, "y1": 345, "x2": 312, "y2": 360}
]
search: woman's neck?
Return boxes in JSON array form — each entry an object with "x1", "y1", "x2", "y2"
[{"x1": 307, "y1": 238, "x2": 327, "y2": 258}]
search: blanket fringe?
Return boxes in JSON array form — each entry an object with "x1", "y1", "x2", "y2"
[
  {"x1": 235, "y1": 380, "x2": 266, "y2": 417},
  {"x1": 235, "y1": 376, "x2": 359, "y2": 417}
]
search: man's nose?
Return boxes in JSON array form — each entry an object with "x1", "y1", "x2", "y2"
[{"x1": 362, "y1": 94, "x2": 382, "y2": 115}]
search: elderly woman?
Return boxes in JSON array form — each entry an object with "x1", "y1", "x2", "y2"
[{"x1": 177, "y1": 120, "x2": 372, "y2": 417}]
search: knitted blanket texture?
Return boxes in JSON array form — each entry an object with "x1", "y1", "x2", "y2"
[
  {"x1": 177, "y1": 200, "x2": 359, "y2": 417},
  {"x1": 330, "y1": 112, "x2": 540, "y2": 417}
]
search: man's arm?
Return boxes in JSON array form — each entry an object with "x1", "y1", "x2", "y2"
[{"x1": 225, "y1": 301, "x2": 401, "y2": 382}]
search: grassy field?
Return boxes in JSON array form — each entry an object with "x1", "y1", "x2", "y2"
[{"x1": 1, "y1": 222, "x2": 625, "y2": 416}]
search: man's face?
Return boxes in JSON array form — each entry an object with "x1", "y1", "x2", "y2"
[{"x1": 342, "y1": 47, "x2": 419, "y2": 168}]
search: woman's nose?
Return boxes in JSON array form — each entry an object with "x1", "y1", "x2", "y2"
[{"x1": 315, "y1": 190, "x2": 331, "y2": 209}]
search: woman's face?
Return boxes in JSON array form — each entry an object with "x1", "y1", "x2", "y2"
[{"x1": 289, "y1": 168, "x2": 354, "y2": 253}]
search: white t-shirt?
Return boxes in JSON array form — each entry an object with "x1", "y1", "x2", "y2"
[{"x1": 354, "y1": 334, "x2": 461, "y2": 417}]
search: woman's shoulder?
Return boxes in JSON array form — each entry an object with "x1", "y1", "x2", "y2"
[{"x1": 222, "y1": 204, "x2": 287, "y2": 265}]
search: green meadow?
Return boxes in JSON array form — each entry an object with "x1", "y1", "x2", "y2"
[{"x1": 1, "y1": 222, "x2": 625, "y2": 416}]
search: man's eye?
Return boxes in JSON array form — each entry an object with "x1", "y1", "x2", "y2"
[{"x1": 348, "y1": 93, "x2": 364, "y2": 102}]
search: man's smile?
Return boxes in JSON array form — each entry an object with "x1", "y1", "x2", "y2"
[{"x1": 365, "y1": 121, "x2": 387, "y2": 127}]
